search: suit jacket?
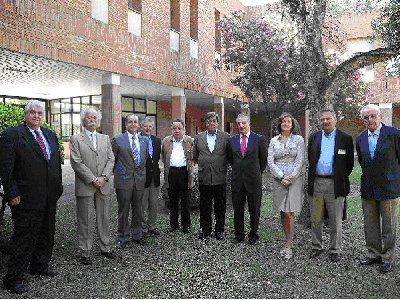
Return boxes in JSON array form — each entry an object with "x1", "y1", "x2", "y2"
[
  {"x1": 70, "y1": 132, "x2": 115, "y2": 197},
  {"x1": 356, "y1": 124, "x2": 400, "y2": 200},
  {"x1": 227, "y1": 131, "x2": 267, "y2": 193},
  {"x1": 193, "y1": 130, "x2": 230, "y2": 186},
  {"x1": 112, "y1": 132, "x2": 148, "y2": 190},
  {"x1": 308, "y1": 128, "x2": 354, "y2": 198},
  {"x1": 142, "y1": 134, "x2": 161, "y2": 188},
  {"x1": 161, "y1": 135, "x2": 194, "y2": 189},
  {"x1": 0, "y1": 124, "x2": 63, "y2": 210}
]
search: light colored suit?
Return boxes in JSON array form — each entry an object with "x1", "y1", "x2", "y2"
[
  {"x1": 112, "y1": 132, "x2": 148, "y2": 241},
  {"x1": 70, "y1": 132, "x2": 114, "y2": 257}
]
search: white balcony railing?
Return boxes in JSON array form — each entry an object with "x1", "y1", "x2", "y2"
[{"x1": 190, "y1": 38, "x2": 198, "y2": 59}]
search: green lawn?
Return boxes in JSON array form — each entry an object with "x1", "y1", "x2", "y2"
[{"x1": 349, "y1": 159, "x2": 361, "y2": 185}]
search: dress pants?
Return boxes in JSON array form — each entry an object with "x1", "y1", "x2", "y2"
[
  {"x1": 116, "y1": 187, "x2": 144, "y2": 241},
  {"x1": 310, "y1": 177, "x2": 344, "y2": 254},
  {"x1": 76, "y1": 190, "x2": 111, "y2": 257},
  {"x1": 3, "y1": 201, "x2": 56, "y2": 287},
  {"x1": 199, "y1": 184, "x2": 226, "y2": 234},
  {"x1": 142, "y1": 180, "x2": 160, "y2": 233},
  {"x1": 232, "y1": 185, "x2": 261, "y2": 240},
  {"x1": 362, "y1": 197, "x2": 400, "y2": 263},
  {"x1": 168, "y1": 167, "x2": 191, "y2": 229}
]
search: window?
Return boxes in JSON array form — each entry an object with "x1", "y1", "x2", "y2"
[
  {"x1": 170, "y1": 0, "x2": 180, "y2": 52},
  {"x1": 215, "y1": 9, "x2": 221, "y2": 53},
  {"x1": 128, "y1": 0, "x2": 142, "y2": 37},
  {"x1": 91, "y1": 0, "x2": 108, "y2": 23},
  {"x1": 190, "y1": 0, "x2": 199, "y2": 60},
  {"x1": 121, "y1": 97, "x2": 157, "y2": 134}
]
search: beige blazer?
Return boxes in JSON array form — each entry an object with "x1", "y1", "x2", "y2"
[
  {"x1": 70, "y1": 132, "x2": 115, "y2": 197},
  {"x1": 161, "y1": 135, "x2": 194, "y2": 189}
]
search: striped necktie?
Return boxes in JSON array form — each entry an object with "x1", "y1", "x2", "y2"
[{"x1": 34, "y1": 130, "x2": 49, "y2": 160}]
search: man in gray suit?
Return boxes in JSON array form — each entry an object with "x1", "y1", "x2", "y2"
[
  {"x1": 112, "y1": 114, "x2": 148, "y2": 247},
  {"x1": 193, "y1": 112, "x2": 229, "y2": 240},
  {"x1": 70, "y1": 107, "x2": 115, "y2": 265}
]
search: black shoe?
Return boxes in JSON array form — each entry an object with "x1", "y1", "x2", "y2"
[
  {"x1": 198, "y1": 232, "x2": 211, "y2": 240},
  {"x1": 248, "y1": 236, "x2": 259, "y2": 245},
  {"x1": 360, "y1": 256, "x2": 382, "y2": 265},
  {"x1": 143, "y1": 232, "x2": 151, "y2": 238},
  {"x1": 310, "y1": 249, "x2": 323, "y2": 258},
  {"x1": 30, "y1": 269, "x2": 58, "y2": 277},
  {"x1": 182, "y1": 227, "x2": 191, "y2": 234},
  {"x1": 215, "y1": 232, "x2": 225, "y2": 240},
  {"x1": 6, "y1": 283, "x2": 28, "y2": 294},
  {"x1": 116, "y1": 239, "x2": 128, "y2": 249},
  {"x1": 101, "y1": 251, "x2": 116, "y2": 259},
  {"x1": 232, "y1": 237, "x2": 245, "y2": 244},
  {"x1": 329, "y1": 253, "x2": 340, "y2": 262},
  {"x1": 132, "y1": 238, "x2": 146, "y2": 245},
  {"x1": 149, "y1": 229, "x2": 161, "y2": 236},
  {"x1": 170, "y1": 226, "x2": 179, "y2": 232},
  {"x1": 80, "y1": 256, "x2": 92, "y2": 265},
  {"x1": 380, "y1": 262, "x2": 392, "y2": 274}
]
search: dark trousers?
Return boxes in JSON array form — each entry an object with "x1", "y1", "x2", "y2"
[
  {"x1": 168, "y1": 167, "x2": 191, "y2": 229},
  {"x1": 199, "y1": 184, "x2": 226, "y2": 234},
  {"x1": 232, "y1": 185, "x2": 261, "y2": 240},
  {"x1": 3, "y1": 201, "x2": 56, "y2": 287}
]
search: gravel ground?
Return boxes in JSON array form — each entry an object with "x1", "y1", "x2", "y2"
[{"x1": 0, "y1": 162, "x2": 400, "y2": 298}]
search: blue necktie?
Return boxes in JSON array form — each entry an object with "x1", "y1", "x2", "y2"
[
  {"x1": 148, "y1": 136, "x2": 153, "y2": 159},
  {"x1": 132, "y1": 136, "x2": 141, "y2": 166}
]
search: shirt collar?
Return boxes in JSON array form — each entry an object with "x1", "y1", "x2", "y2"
[
  {"x1": 241, "y1": 131, "x2": 250, "y2": 139},
  {"x1": 368, "y1": 123, "x2": 382, "y2": 136},
  {"x1": 85, "y1": 129, "x2": 96, "y2": 136},
  {"x1": 128, "y1": 131, "x2": 138, "y2": 140},
  {"x1": 28, "y1": 126, "x2": 42, "y2": 134},
  {"x1": 207, "y1": 130, "x2": 218, "y2": 136},
  {"x1": 323, "y1": 128, "x2": 336, "y2": 138},
  {"x1": 173, "y1": 136, "x2": 184, "y2": 143}
]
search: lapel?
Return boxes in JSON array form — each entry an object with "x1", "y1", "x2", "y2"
[
  {"x1": 80, "y1": 132, "x2": 96, "y2": 153},
  {"x1": 231, "y1": 134, "x2": 241, "y2": 155},
  {"x1": 200, "y1": 132, "x2": 210, "y2": 153},
  {"x1": 246, "y1": 132, "x2": 256, "y2": 155},
  {"x1": 21, "y1": 124, "x2": 47, "y2": 161},
  {"x1": 139, "y1": 135, "x2": 147, "y2": 163},
  {"x1": 123, "y1": 132, "x2": 135, "y2": 161},
  {"x1": 359, "y1": 130, "x2": 371, "y2": 162},
  {"x1": 314, "y1": 131, "x2": 322, "y2": 162},
  {"x1": 41, "y1": 127, "x2": 58, "y2": 159},
  {"x1": 373, "y1": 124, "x2": 386, "y2": 159}
]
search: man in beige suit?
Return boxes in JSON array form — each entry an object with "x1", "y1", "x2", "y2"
[
  {"x1": 70, "y1": 107, "x2": 115, "y2": 265},
  {"x1": 193, "y1": 112, "x2": 229, "y2": 240}
]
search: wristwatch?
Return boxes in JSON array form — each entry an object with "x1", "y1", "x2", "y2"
[{"x1": 102, "y1": 175, "x2": 109, "y2": 182}]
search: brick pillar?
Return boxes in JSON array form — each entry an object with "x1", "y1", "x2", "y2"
[
  {"x1": 379, "y1": 103, "x2": 393, "y2": 126},
  {"x1": 101, "y1": 73, "x2": 121, "y2": 137},
  {"x1": 171, "y1": 87, "x2": 186, "y2": 120},
  {"x1": 213, "y1": 96, "x2": 224, "y2": 131}
]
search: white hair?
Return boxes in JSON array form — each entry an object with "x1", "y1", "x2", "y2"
[
  {"x1": 80, "y1": 106, "x2": 102, "y2": 127},
  {"x1": 360, "y1": 104, "x2": 381, "y2": 118},
  {"x1": 25, "y1": 100, "x2": 45, "y2": 113}
]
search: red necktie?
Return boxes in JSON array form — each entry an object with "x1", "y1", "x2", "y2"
[
  {"x1": 34, "y1": 130, "x2": 49, "y2": 160},
  {"x1": 240, "y1": 135, "x2": 246, "y2": 156}
]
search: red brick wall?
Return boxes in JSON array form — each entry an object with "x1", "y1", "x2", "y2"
[{"x1": 0, "y1": 0, "x2": 245, "y2": 100}]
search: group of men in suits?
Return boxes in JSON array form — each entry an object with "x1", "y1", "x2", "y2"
[{"x1": 1, "y1": 101, "x2": 400, "y2": 294}]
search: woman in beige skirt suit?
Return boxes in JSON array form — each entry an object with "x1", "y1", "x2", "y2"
[{"x1": 267, "y1": 112, "x2": 305, "y2": 260}]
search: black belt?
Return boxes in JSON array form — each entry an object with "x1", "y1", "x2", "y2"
[
  {"x1": 316, "y1": 174, "x2": 333, "y2": 179},
  {"x1": 170, "y1": 166, "x2": 187, "y2": 170}
]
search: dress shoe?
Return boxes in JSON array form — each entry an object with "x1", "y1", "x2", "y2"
[
  {"x1": 329, "y1": 253, "x2": 340, "y2": 262},
  {"x1": 170, "y1": 226, "x2": 179, "y2": 232},
  {"x1": 143, "y1": 231, "x2": 151, "y2": 238},
  {"x1": 360, "y1": 257, "x2": 382, "y2": 265},
  {"x1": 6, "y1": 283, "x2": 28, "y2": 294},
  {"x1": 182, "y1": 227, "x2": 191, "y2": 234},
  {"x1": 248, "y1": 236, "x2": 259, "y2": 245},
  {"x1": 80, "y1": 256, "x2": 92, "y2": 265},
  {"x1": 116, "y1": 239, "x2": 128, "y2": 249},
  {"x1": 309, "y1": 249, "x2": 323, "y2": 258},
  {"x1": 132, "y1": 238, "x2": 146, "y2": 245},
  {"x1": 215, "y1": 232, "x2": 225, "y2": 240},
  {"x1": 101, "y1": 251, "x2": 117, "y2": 259},
  {"x1": 380, "y1": 262, "x2": 392, "y2": 274},
  {"x1": 30, "y1": 269, "x2": 58, "y2": 277},
  {"x1": 232, "y1": 237, "x2": 245, "y2": 244},
  {"x1": 198, "y1": 232, "x2": 210, "y2": 240},
  {"x1": 149, "y1": 229, "x2": 161, "y2": 236}
]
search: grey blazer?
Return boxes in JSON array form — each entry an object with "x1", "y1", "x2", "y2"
[
  {"x1": 70, "y1": 132, "x2": 115, "y2": 197},
  {"x1": 112, "y1": 132, "x2": 148, "y2": 190},
  {"x1": 193, "y1": 130, "x2": 230, "y2": 186}
]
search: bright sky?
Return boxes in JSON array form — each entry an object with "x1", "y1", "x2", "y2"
[{"x1": 239, "y1": 0, "x2": 278, "y2": 6}]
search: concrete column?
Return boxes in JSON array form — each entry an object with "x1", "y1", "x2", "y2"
[
  {"x1": 171, "y1": 87, "x2": 186, "y2": 121},
  {"x1": 379, "y1": 103, "x2": 393, "y2": 126},
  {"x1": 101, "y1": 73, "x2": 121, "y2": 137},
  {"x1": 213, "y1": 96, "x2": 224, "y2": 131}
]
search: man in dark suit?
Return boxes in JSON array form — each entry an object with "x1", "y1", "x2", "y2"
[
  {"x1": 193, "y1": 112, "x2": 230, "y2": 240},
  {"x1": 0, "y1": 100, "x2": 63, "y2": 294},
  {"x1": 308, "y1": 108, "x2": 354, "y2": 262},
  {"x1": 356, "y1": 104, "x2": 400, "y2": 274},
  {"x1": 139, "y1": 117, "x2": 161, "y2": 237},
  {"x1": 112, "y1": 114, "x2": 148, "y2": 247},
  {"x1": 227, "y1": 113, "x2": 267, "y2": 245}
]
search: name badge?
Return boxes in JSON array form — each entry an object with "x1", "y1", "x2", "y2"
[{"x1": 338, "y1": 149, "x2": 346, "y2": 155}]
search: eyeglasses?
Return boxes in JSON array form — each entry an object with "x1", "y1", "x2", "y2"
[
  {"x1": 362, "y1": 114, "x2": 378, "y2": 121},
  {"x1": 27, "y1": 110, "x2": 43, "y2": 117}
]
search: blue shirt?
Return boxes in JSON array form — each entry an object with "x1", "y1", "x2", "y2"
[
  {"x1": 316, "y1": 128, "x2": 336, "y2": 176},
  {"x1": 206, "y1": 130, "x2": 218, "y2": 152},
  {"x1": 368, "y1": 123, "x2": 382, "y2": 159},
  {"x1": 28, "y1": 127, "x2": 51, "y2": 159}
]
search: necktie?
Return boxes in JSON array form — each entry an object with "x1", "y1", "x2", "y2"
[
  {"x1": 34, "y1": 130, "x2": 49, "y2": 160},
  {"x1": 240, "y1": 135, "x2": 246, "y2": 156},
  {"x1": 132, "y1": 136, "x2": 141, "y2": 166},
  {"x1": 90, "y1": 133, "x2": 97, "y2": 150},
  {"x1": 148, "y1": 136, "x2": 153, "y2": 159}
]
